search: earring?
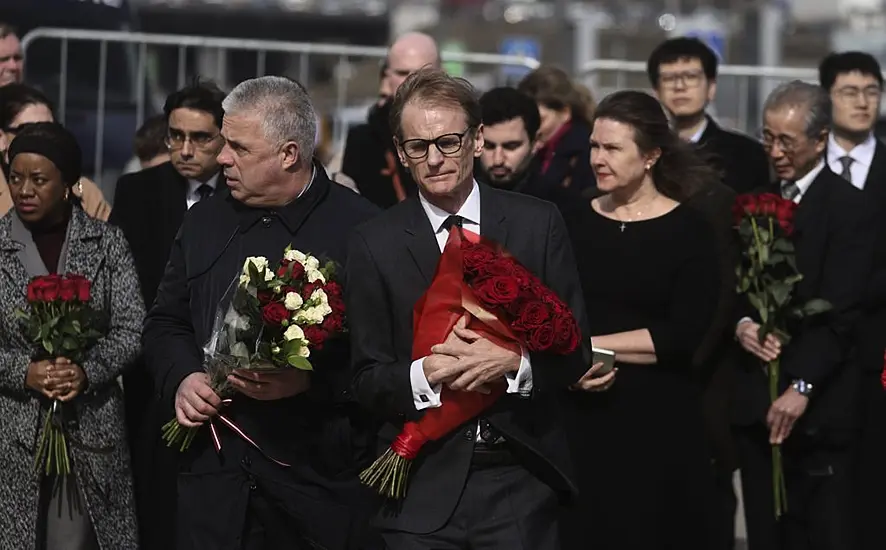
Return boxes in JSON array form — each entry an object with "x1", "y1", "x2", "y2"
[
  {"x1": 64, "y1": 188, "x2": 70, "y2": 201},
  {"x1": 645, "y1": 163, "x2": 653, "y2": 171}
]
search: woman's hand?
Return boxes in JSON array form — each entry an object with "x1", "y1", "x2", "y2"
[
  {"x1": 736, "y1": 320, "x2": 781, "y2": 362},
  {"x1": 25, "y1": 359, "x2": 56, "y2": 398},
  {"x1": 46, "y1": 357, "x2": 87, "y2": 402},
  {"x1": 571, "y1": 362, "x2": 617, "y2": 392}
]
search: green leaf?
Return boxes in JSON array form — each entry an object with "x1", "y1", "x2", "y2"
[
  {"x1": 748, "y1": 293, "x2": 768, "y2": 323},
  {"x1": 801, "y1": 298, "x2": 833, "y2": 317},
  {"x1": 61, "y1": 337, "x2": 79, "y2": 351},
  {"x1": 773, "y1": 239, "x2": 795, "y2": 253},
  {"x1": 286, "y1": 355, "x2": 314, "y2": 371},
  {"x1": 42, "y1": 338, "x2": 54, "y2": 355},
  {"x1": 768, "y1": 282, "x2": 792, "y2": 307}
]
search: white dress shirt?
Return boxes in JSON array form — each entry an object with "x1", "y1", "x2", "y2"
[
  {"x1": 409, "y1": 181, "x2": 534, "y2": 411},
  {"x1": 687, "y1": 117, "x2": 709, "y2": 144},
  {"x1": 827, "y1": 132, "x2": 876, "y2": 190},
  {"x1": 185, "y1": 173, "x2": 220, "y2": 210}
]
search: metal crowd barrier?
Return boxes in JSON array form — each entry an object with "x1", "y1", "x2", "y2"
[
  {"x1": 21, "y1": 28, "x2": 541, "y2": 183},
  {"x1": 579, "y1": 59, "x2": 819, "y2": 135}
]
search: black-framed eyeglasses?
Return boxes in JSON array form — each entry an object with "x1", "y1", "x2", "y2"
[
  {"x1": 400, "y1": 128, "x2": 474, "y2": 159},
  {"x1": 658, "y1": 70, "x2": 704, "y2": 89},
  {"x1": 165, "y1": 130, "x2": 220, "y2": 150},
  {"x1": 834, "y1": 85, "x2": 882, "y2": 103},
  {"x1": 760, "y1": 131, "x2": 803, "y2": 154}
]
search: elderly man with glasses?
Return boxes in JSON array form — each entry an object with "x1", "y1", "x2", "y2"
[{"x1": 109, "y1": 80, "x2": 227, "y2": 550}]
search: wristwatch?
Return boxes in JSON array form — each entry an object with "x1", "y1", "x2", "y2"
[{"x1": 791, "y1": 379, "x2": 814, "y2": 397}]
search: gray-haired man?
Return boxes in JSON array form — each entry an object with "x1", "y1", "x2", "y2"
[
  {"x1": 143, "y1": 76, "x2": 381, "y2": 550},
  {"x1": 731, "y1": 80, "x2": 875, "y2": 550}
]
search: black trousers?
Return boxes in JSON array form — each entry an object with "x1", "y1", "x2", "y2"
[
  {"x1": 381, "y1": 464, "x2": 560, "y2": 550},
  {"x1": 735, "y1": 426, "x2": 855, "y2": 550},
  {"x1": 853, "y1": 370, "x2": 886, "y2": 550}
]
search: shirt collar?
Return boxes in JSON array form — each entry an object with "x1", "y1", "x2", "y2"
[
  {"x1": 688, "y1": 117, "x2": 709, "y2": 144},
  {"x1": 827, "y1": 132, "x2": 877, "y2": 167},
  {"x1": 187, "y1": 172, "x2": 220, "y2": 195},
  {"x1": 418, "y1": 179, "x2": 481, "y2": 233},
  {"x1": 233, "y1": 165, "x2": 321, "y2": 232},
  {"x1": 784, "y1": 159, "x2": 825, "y2": 203}
]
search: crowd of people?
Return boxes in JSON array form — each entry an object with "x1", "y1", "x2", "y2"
[{"x1": 1, "y1": 19, "x2": 886, "y2": 550}]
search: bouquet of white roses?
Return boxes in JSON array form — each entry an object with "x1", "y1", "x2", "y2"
[{"x1": 162, "y1": 246, "x2": 346, "y2": 452}]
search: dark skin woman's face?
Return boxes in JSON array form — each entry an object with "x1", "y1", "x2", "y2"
[{"x1": 8, "y1": 153, "x2": 69, "y2": 225}]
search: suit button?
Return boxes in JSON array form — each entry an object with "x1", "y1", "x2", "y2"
[
  {"x1": 463, "y1": 429, "x2": 474, "y2": 441},
  {"x1": 242, "y1": 456, "x2": 251, "y2": 467}
]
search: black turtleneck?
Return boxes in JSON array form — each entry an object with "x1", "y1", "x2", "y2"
[{"x1": 27, "y1": 203, "x2": 71, "y2": 274}]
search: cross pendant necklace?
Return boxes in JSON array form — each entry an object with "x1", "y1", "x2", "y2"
[{"x1": 619, "y1": 222, "x2": 626, "y2": 232}]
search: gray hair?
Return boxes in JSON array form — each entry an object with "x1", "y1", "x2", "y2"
[
  {"x1": 0, "y1": 23, "x2": 16, "y2": 40},
  {"x1": 222, "y1": 76, "x2": 316, "y2": 161},
  {"x1": 762, "y1": 80, "x2": 831, "y2": 138}
]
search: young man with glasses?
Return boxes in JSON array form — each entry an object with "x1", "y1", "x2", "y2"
[
  {"x1": 647, "y1": 37, "x2": 770, "y2": 194},
  {"x1": 109, "y1": 80, "x2": 226, "y2": 550},
  {"x1": 823, "y1": 51, "x2": 886, "y2": 550}
]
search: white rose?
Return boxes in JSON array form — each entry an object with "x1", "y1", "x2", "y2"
[
  {"x1": 284, "y1": 249, "x2": 307, "y2": 264},
  {"x1": 239, "y1": 273, "x2": 249, "y2": 286},
  {"x1": 264, "y1": 270, "x2": 275, "y2": 281},
  {"x1": 243, "y1": 256, "x2": 269, "y2": 274},
  {"x1": 305, "y1": 256, "x2": 320, "y2": 270},
  {"x1": 284, "y1": 292, "x2": 304, "y2": 311},
  {"x1": 295, "y1": 307, "x2": 324, "y2": 325},
  {"x1": 307, "y1": 269, "x2": 326, "y2": 284},
  {"x1": 298, "y1": 345, "x2": 311, "y2": 358},
  {"x1": 283, "y1": 324, "x2": 305, "y2": 342},
  {"x1": 310, "y1": 288, "x2": 328, "y2": 305}
]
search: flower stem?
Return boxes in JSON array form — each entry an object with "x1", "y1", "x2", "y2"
[{"x1": 769, "y1": 357, "x2": 788, "y2": 518}]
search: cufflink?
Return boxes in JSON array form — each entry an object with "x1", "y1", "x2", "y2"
[{"x1": 419, "y1": 394, "x2": 429, "y2": 403}]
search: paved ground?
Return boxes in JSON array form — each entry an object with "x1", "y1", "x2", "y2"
[{"x1": 734, "y1": 471, "x2": 748, "y2": 549}]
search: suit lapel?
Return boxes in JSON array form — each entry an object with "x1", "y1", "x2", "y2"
[
  {"x1": 404, "y1": 198, "x2": 441, "y2": 285},
  {"x1": 0, "y1": 215, "x2": 30, "y2": 286},
  {"x1": 479, "y1": 185, "x2": 508, "y2": 248}
]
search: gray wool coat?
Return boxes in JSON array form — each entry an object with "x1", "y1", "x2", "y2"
[{"x1": 0, "y1": 207, "x2": 143, "y2": 549}]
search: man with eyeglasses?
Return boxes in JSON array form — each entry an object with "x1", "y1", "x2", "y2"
[
  {"x1": 109, "y1": 80, "x2": 226, "y2": 550},
  {"x1": 346, "y1": 67, "x2": 593, "y2": 549},
  {"x1": 0, "y1": 23, "x2": 24, "y2": 87},
  {"x1": 732, "y1": 81, "x2": 874, "y2": 550},
  {"x1": 647, "y1": 37, "x2": 770, "y2": 195},
  {"x1": 823, "y1": 51, "x2": 886, "y2": 550}
]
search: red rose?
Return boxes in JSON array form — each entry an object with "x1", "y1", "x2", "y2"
[
  {"x1": 41, "y1": 275, "x2": 61, "y2": 302},
  {"x1": 733, "y1": 194, "x2": 757, "y2": 224},
  {"x1": 473, "y1": 276, "x2": 520, "y2": 306},
  {"x1": 775, "y1": 199, "x2": 798, "y2": 235},
  {"x1": 59, "y1": 278, "x2": 76, "y2": 302},
  {"x1": 289, "y1": 261, "x2": 306, "y2": 281},
  {"x1": 324, "y1": 281, "x2": 343, "y2": 297},
  {"x1": 328, "y1": 295, "x2": 346, "y2": 316},
  {"x1": 26, "y1": 280, "x2": 38, "y2": 302},
  {"x1": 304, "y1": 325, "x2": 329, "y2": 350},
  {"x1": 541, "y1": 290, "x2": 566, "y2": 316},
  {"x1": 462, "y1": 243, "x2": 496, "y2": 273},
  {"x1": 484, "y1": 258, "x2": 517, "y2": 277},
  {"x1": 257, "y1": 290, "x2": 274, "y2": 305},
  {"x1": 517, "y1": 301, "x2": 550, "y2": 329},
  {"x1": 528, "y1": 324, "x2": 556, "y2": 351},
  {"x1": 302, "y1": 282, "x2": 320, "y2": 300},
  {"x1": 756, "y1": 193, "x2": 780, "y2": 216},
  {"x1": 512, "y1": 264, "x2": 534, "y2": 288},
  {"x1": 276, "y1": 265, "x2": 290, "y2": 279},
  {"x1": 261, "y1": 302, "x2": 289, "y2": 326},
  {"x1": 322, "y1": 313, "x2": 344, "y2": 334},
  {"x1": 553, "y1": 315, "x2": 581, "y2": 353}
]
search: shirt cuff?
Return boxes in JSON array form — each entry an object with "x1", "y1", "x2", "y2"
[
  {"x1": 736, "y1": 317, "x2": 753, "y2": 332},
  {"x1": 505, "y1": 347, "x2": 533, "y2": 397},
  {"x1": 410, "y1": 357, "x2": 442, "y2": 410}
]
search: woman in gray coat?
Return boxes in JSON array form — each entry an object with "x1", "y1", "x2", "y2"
[{"x1": 0, "y1": 122, "x2": 142, "y2": 549}]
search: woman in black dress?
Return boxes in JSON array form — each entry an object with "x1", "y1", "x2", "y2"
[{"x1": 559, "y1": 90, "x2": 722, "y2": 550}]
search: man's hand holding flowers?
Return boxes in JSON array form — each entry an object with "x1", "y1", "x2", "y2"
[
  {"x1": 228, "y1": 368, "x2": 311, "y2": 401},
  {"x1": 175, "y1": 372, "x2": 222, "y2": 429}
]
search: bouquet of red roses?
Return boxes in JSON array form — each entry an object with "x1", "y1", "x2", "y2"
[
  {"x1": 733, "y1": 192, "x2": 831, "y2": 519},
  {"x1": 359, "y1": 226, "x2": 581, "y2": 500},
  {"x1": 162, "y1": 245, "x2": 347, "y2": 455},
  {"x1": 15, "y1": 273, "x2": 105, "y2": 476}
]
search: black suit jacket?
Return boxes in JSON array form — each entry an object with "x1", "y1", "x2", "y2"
[
  {"x1": 731, "y1": 167, "x2": 875, "y2": 441},
  {"x1": 854, "y1": 140, "x2": 886, "y2": 373},
  {"x1": 143, "y1": 168, "x2": 381, "y2": 550},
  {"x1": 696, "y1": 117, "x2": 771, "y2": 195},
  {"x1": 346, "y1": 184, "x2": 589, "y2": 534},
  {"x1": 109, "y1": 161, "x2": 192, "y2": 308}
]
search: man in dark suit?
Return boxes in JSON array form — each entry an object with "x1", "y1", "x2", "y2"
[
  {"x1": 143, "y1": 76, "x2": 380, "y2": 549},
  {"x1": 820, "y1": 50, "x2": 886, "y2": 550},
  {"x1": 648, "y1": 37, "x2": 771, "y2": 195},
  {"x1": 732, "y1": 81, "x2": 874, "y2": 550},
  {"x1": 340, "y1": 32, "x2": 438, "y2": 208},
  {"x1": 109, "y1": 80, "x2": 226, "y2": 550},
  {"x1": 346, "y1": 68, "x2": 606, "y2": 550}
]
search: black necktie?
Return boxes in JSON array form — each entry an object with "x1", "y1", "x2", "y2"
[
  {"x1": 838, "y1": 156, "x2": 854, "y2": 184},
  {"x1": 196, "y1": 184, "x2": 213, "y2": 202},
  {"x1": 441, "y1": 215, "x2": 464, "y2": 232}
]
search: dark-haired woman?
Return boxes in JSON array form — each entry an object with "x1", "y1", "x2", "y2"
[
  {"x1": 0, "y1": 83, "x2": 110, "y2": 220},
  {"x1": 517, "y1": 66, "x2": 596, "y2": 193},
  {"x1": 557, "y1": 90, "x2": 721, "y2": 550},
  {"x1": 0, "y1": 122, "x2": 142, "y2": 549}
]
